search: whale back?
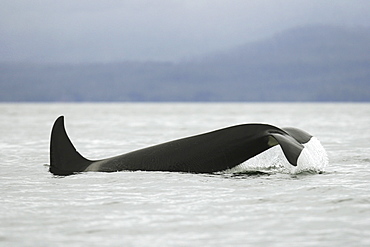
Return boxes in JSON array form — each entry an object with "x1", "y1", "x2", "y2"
[{"x1": 49, "y1": 116, "x2": 312, "y2": 176}]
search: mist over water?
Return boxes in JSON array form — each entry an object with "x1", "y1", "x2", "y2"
[{"x1": 0, "y1": 103, "x2": 369, "y2": 246}]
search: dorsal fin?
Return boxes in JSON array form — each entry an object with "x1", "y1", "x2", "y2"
[{"x1": 49, "y1": 116, "x2": 92, "y2": 175}]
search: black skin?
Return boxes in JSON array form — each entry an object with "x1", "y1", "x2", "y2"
[{"x1": 49, "y1": 116, "x2": 312, "y2": 176}]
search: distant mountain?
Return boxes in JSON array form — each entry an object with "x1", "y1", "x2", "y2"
[{"x1": 1, "y1": 25, "x2": 369, "y2": 101}]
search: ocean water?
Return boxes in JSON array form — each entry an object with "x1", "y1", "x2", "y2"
[{"x1": 0, "y1": 103, "x2": 369, "y2": 247}]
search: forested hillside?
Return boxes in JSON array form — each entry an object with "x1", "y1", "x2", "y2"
[{"x1": 1, "y1": 26, "x2": 369, "y2": 102}]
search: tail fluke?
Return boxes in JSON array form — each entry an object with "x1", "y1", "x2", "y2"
[
  {"x1": 49, "y1": 116, "x2": 92, "y2": 176},
  {"x1": 269, "y1": 128, "x2": 313, "y2": 166},
  {"x1": 269, "y1": 133, "x2": 303, "y2": 166},
  {"x1": 282, "y1": 127, "x2": 312, "y2": 144}
]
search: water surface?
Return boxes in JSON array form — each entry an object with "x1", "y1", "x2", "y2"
[{"x1": 0, "y1": 103, "x2": 369, "y2": 246}]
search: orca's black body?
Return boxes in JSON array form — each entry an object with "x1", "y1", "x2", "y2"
[{"x1": 49, "y1": 116, "x2": 312, "y2": 176}]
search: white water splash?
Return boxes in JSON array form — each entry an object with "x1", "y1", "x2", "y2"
[
  {"x1": 222, "y1": 137, "x2": 328, "y2": 175},
  {"x1": 292, "y1": 137, "x2": 329, "y2": 174}
]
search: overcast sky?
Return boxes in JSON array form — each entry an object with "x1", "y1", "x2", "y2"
[{"x1": 1, "y1": 0, "x2": 369, "y2": 63}]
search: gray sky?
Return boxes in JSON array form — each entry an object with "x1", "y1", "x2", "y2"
[{"x1": 1, "y1": 0, "x2": 369, "y2": 63}]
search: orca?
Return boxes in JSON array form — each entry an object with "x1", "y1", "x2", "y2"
[{"x1": 49, "y1": 116, "x2": 314, "y2": 176}]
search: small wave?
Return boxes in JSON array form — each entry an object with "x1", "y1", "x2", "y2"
[
  {"x1": 218, "y1": 171, "x2": 271, "y2": 179},
  {"x1": 221, "y1": 137, "x2": 328, "y2": 175}
]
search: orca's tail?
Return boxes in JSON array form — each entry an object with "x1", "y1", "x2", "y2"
[
  {"x1": 49, "y1": 116, "x2": 93, "y2": 176},
  {"x1": 268, "y1": 127, "x2": 312, "y2": 166}
]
